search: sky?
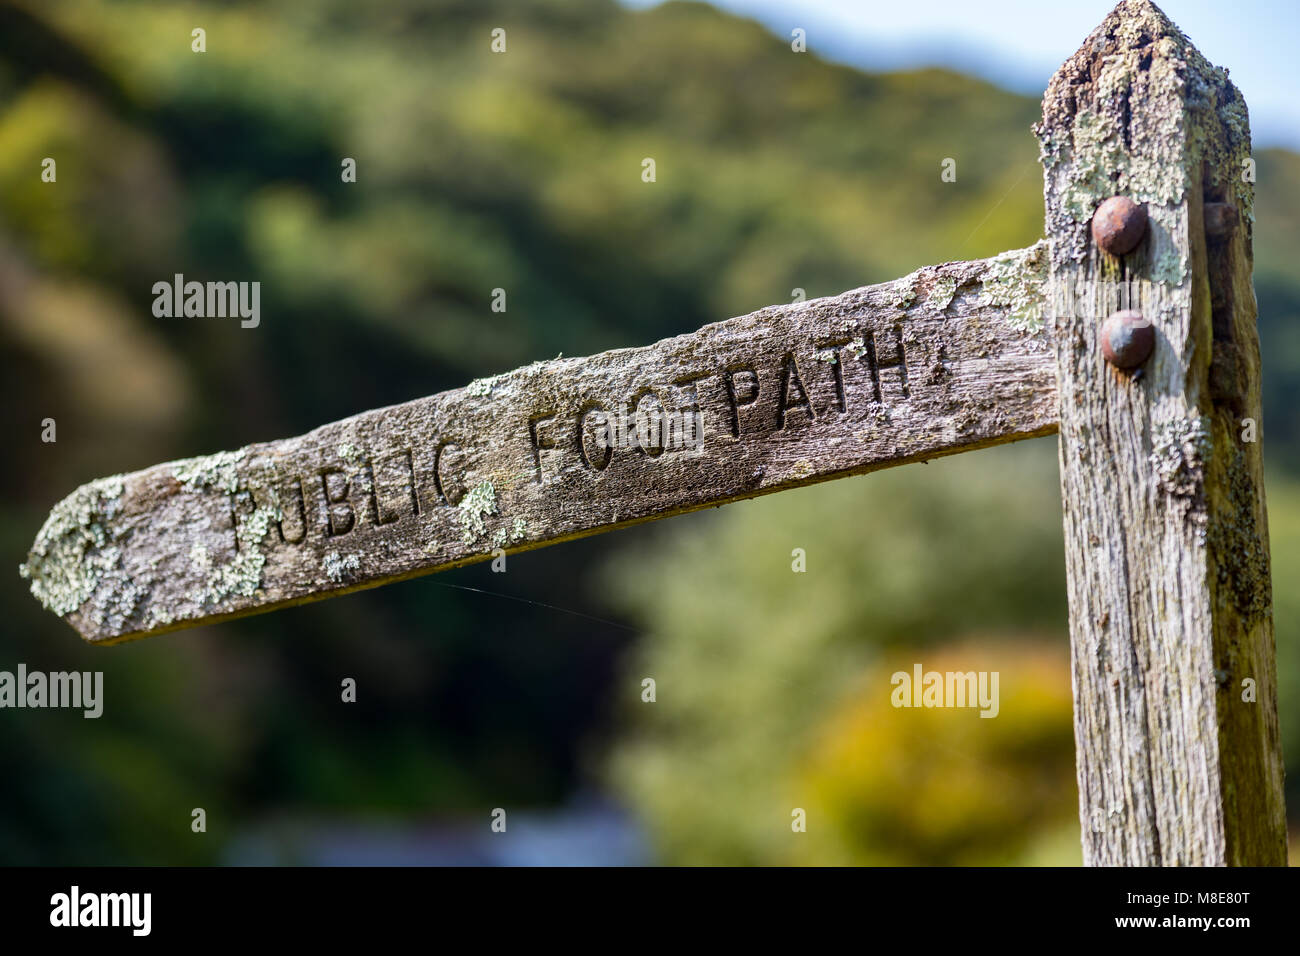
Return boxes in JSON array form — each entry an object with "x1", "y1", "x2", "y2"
[{"x1": 624, "y1": 0, "x2": 1300, "y2": 148}]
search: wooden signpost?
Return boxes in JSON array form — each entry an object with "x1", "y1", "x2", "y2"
[{"x1": 20, "y1": 1, "x2": 1287, "y2": 865}]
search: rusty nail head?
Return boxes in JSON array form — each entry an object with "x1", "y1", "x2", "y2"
[
  {"x1": 1092, "y1": 196, "x2": 1148, "y2": 256},
  {"x1": 1100, "y1": 310, "x2": 1154, "y2": 369}
]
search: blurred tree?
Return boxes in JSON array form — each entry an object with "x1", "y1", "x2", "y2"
[{"x1": 602, "y1": 442, "x2": 1080, "y2": 864}]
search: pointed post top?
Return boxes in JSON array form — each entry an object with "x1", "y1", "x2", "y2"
[{"x1": 1036, "y1": 0, "x2": 1251, "y2": 269}]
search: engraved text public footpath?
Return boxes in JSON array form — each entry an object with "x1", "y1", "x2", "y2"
[{"x1": 226, "y1": 323, "x2": 913, "y2": 554}]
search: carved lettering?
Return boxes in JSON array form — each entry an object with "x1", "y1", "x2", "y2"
[
  {"x1": 368, "y1": 449, "x2": 419, "y2": 526},
  {"x1": 528, "y1": 413, "x2": 560, "y2": 484},
  {"x1": 229, "y1": 490, "x2": 256, "y2": 553},
  {"x1": 577, "y1": 403, "x2": 613, "y2": 471},
  {"x1": 866, "y1": 325, "x2": 910, "y2": 402},
  {"x1": 277, "y1": 477, "x2": 308, "y2": 544},
  {"x1": 815, "y1": 338, "x2": 851, "y2": 414},
  {"x1": 723, "y1": 365, "x2": 760, "y2": 438},
  {"x1": 632, "y1": 389, "x2": 667, "y2": 458},
  {"x1": 320, "y1": 468, "x2": 355, "y2": 536},
  {"x1": 434, "y1": 441, "x2": 465, "y2": 506},
  {"x1": 777, "y1": 352, "x2": 815, "y2": 428},
  {"x1": 671, "y1": 371, "x2": 711, "y2": 452}
]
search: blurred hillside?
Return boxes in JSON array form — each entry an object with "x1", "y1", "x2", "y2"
[{"x1": 0, "y1": 0, "x2": 1296, "y2": 864}]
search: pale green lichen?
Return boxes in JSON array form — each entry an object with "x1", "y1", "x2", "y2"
[
  {"x1": 148, "y1": 604, "x2": 175, "y2": 629},
  {"x1": 337, "y1": 442, "x2": 363, "y2": 464},
  {"x1": 491, "y1": 516, "x2": 528, "y2": 549},
  {"x1": 458, "y1": 480, "x2": 498, "y2": 545},
  {"x1": 979, "y1": 242, "x2": 1049, "y2": 332},
  {"x1": 323, "y1": 550, "x2": 360, "y2": 583},
  {"x1": 1040, "y1": 50, "x2": 1186, "y2": 264},
  {"x1": 1144, "y1": 203, "x2": 1187, "y2": 285},
  {"x1": 192, "y1": 505, "x2": 275, "y2": 606},
  {"x1": 169, "y1": 448, "x2": 275, "y2": 609},
  {"x1": 1095, "y1": 52, "x2": 1133, "y2": 104},
  {"x1": 465, "y1": 375, "x2": 498, "y2": 397},
  {"x1": 172, "y1": 449, "x2": 246, "y2": 494},
  {"x1": 90, "y1": 570, "x2": 146, "y2": 633},
  {"x1": 19, "y1": 475, "x2": 126, "y2": 617},
  {"x1": 1150, "y1": 246, "x2": 1186, "y2": 285},
  {"x1": 847, "y1": 336, "x2": 867, "y2": 360},
  {"x1": 190, "y1": 543, "x2": 212, "y2": 571},
  {"x1": 893, "y1": 275, "x2": 918, "y2": 309},
  {"x1": 1059, "y1": 110, "x2": 1131, "y2": 224},
  {"x1": 1150, "y1": 413, "x2": 1211, "y2": 500},
  {"x1": 1060, "y1": 96, "x2": 1186, "y2": 221},
  {"x1": 1037, "y1": 123, "x2": 1068, "y2": 173},
  {"x1": 929, "y1": 275, "x2": 958, "y2": 311}
]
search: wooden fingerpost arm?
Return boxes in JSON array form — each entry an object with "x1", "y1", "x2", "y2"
[
  {"x1": 20, "y1": 251, "x2": 1056, "y2": 644},
  {"x1": 1039, "y1": 0, "x2": 1286, "y2": 865}
]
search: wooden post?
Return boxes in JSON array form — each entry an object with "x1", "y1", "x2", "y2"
[{"x1": 1039, "y1": 0, "x2": 1286, "y2": 864}]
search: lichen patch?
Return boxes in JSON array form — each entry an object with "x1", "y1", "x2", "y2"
[
  {"x1": 979, "y1": 242, "x2": 1049, "y2": 333},
  {"x1": 893, "y1": 274, "x2": 918, "y2": 310},
  {"x1": 323, "y1": 551, "x2": 361, "y2": 584},
  {"x1": 192, "y1": 504, "x2": 275, "y2": 606},
  {"x1": 929, "y1": 275, "x2": 958, "y2": 312},
  {"x1": 465, "y1": 375, "x2": 499, "y2": 397},
  {"x1": 1150, "y1": 413, "x2": 1211, "y2": 502},
  {"x1": 458, "y1": 480, "x2": 499, "y2": 545},
  {"x1": 172, "y1": 449, "x2": 246, "y2": 494},
  {"x1": 19, "y1": 475, "x2": 127, "y2": 617}
]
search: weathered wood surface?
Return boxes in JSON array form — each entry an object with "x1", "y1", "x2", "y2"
[
  {"x1": 1041, "y1": 0, "x2": 1286, "y2": 864},
  {"x1": 22, "y1": 248, "x2": 1056, "y2": 644}
]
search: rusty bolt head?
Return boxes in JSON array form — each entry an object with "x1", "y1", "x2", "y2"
[
  {"x1": 1091, "y1": 196, "x2": 1148, "y2": 256},
  {"x1": 1100, "y1": 310, "x2": 1154, "y2": 369}
]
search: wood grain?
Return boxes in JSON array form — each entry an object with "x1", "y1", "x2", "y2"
[
  {"x1": 1040, "y1": 0, "x2": 1286, "y2": 865},
  {"x1": 22, "y1": 248, "x2": 1057, "y2": 644}
]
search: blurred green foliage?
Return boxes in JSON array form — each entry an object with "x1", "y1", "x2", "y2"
[
  {"x1": 0, "y1": 0, "x2": 1296, "y2": 864},
  {"x1": 603, "y1": 443, "x2": 1080, "y2": 864}
]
